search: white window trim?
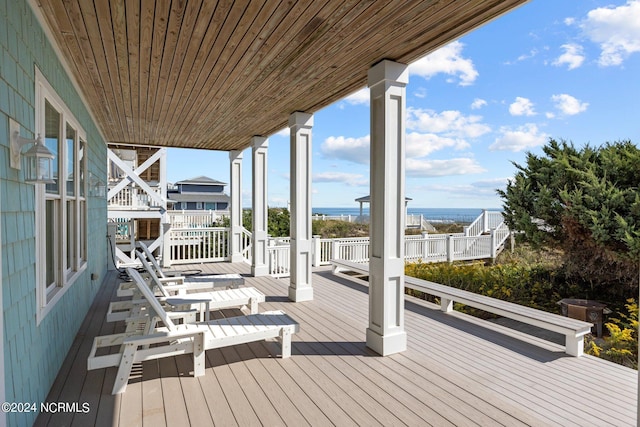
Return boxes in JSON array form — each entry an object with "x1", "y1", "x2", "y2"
[{"x1": 35, "y1": 68, "x2": 88, "y2": 325}]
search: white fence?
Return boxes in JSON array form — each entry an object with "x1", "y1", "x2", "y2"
[
  {"x1": 108, "y1": 185, "x2": 163, "y2": 209},
  {"x1": 156, "y1": 210, "x2": 509, "y2": 277},
  {"x1": 166, "y1": 227, "x2": 229, "y2": 265},
  {"x1": 166, "y1": 210, "x2": 228, "y2": 228}
]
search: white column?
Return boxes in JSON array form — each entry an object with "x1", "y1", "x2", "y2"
[
  {"x1": 288, "y1": 112, "x2": 314, "y2": 302},
  {"x1": 229, "y1": 150, "x2": 244, "y2": 263},
  {"x1": 251, "y1": 136, "x2": 269, "y2": 276},
  {"x1": 159, "y1": 148, "x2": 169, "y2": 264},
  {"x1": 366, "y1": 60, "x2": 408, "y2": 356}
]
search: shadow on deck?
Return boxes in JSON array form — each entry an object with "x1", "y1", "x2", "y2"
[{"x1": 35, "y1": 262, "x2": 637, "y2": 426}]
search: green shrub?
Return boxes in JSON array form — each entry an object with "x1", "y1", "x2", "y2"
[
  {"x1": 585, "y1": 299, "x2": 638, "y2": 369},
  {"x1": 405, "y1": 259, "x2": 580, "y2": 316}
]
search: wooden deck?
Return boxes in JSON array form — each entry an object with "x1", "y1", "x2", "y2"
[{"x1": 36, "y1": 263, "x2": 637, "y2": 426}]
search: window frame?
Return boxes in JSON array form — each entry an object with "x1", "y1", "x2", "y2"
[{"x1": 35, "y1": 68, "x2": 88, "y2": 324}]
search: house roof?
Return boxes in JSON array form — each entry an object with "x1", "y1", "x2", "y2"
[
  {"x1": 175, "y1": 176, "x2": 227, "y2": 186},
  {"x1": 167, "y1": 193, "x2": 230, "y2": 204},
  {"x1": 33, "y1": 1, "x2": 528, "y2": 152}
]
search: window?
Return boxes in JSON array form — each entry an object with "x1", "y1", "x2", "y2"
[
  {"x1": 35, "y1": 69, "x2": 87, "y2": 322},
  {"x1": 180, "y1": 202, "x2": 187, "y2": 210},
  {"x1": 196, "y1": 202, "x2": 203, "y2": 210},
  {"x1": 205, "y1": 202, "x2": 217, "y2": 210}
]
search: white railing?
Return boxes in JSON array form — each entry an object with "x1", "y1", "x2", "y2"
[
  {"x1": 452, "y1": 235, "x2": 491, "y2": 261},
  {"x1": 109, "y1": 218, "x2": 134, "y2": 241},
  {"x1": 317, "y1": 238, "x2": 333, "y2": 265},
  {"x1": 159, "y1": 210, "x2": 510, "y2": 275},
  {"x1": 166, "y1": 227, "x2": 229, "y2": 265},
  {"x1": 311, "y1": 214, "x2": 364, "y2": 223},
  {"x1": 465, "y1": 210, "x2": 505, "y2": 237},
  {"x1": 241, "y1": 227, "x2": 252, "y2": 264},
  {"x1": 268, "y1": 245, "x2": 290, "y2": 278},
  {"x1": 166, "y1": 210, "x2": 228, "y2": 228},
  {"x1": 334, "y1": 239, "x2": 369, "y2": 263},
  {"x1": 406, "y1": 214, "x2": 423, "y2": 228},
  {"x1": 108, "y1": 185, "x2": 163, "y2": 209}
]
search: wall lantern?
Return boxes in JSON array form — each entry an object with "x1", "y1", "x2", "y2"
[
  {"x1": 89, "y1": 173, "x2": 106, "y2": 198},
  {"x1": 9, "y1": 118, "x2": 55, "y2": 184}
]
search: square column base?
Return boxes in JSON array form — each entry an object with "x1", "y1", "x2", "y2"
[
  {"x1": 230, "y1": 254, "x2": 245, "y2": 263},
  {"x1": 366, "y1": 328, "x2": 407, "y2": 356},
  {"x1": 288, "y1": 285, "x2": 313, "y2": 302},
  {"x1": 251, "y1": 265, "x2": 269, "y2": 277}
]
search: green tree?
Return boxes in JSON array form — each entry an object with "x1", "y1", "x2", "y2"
[
  {"x1": 239, "y1": 208, "x2": 291, "y2": 237},
  {"x1": 498, "y1": 139, "x2": 640, "y2": 296}
]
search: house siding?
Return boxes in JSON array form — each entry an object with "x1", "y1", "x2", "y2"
[{"x1": 1, "y1": 1, "x2": 108, "y2": 426}]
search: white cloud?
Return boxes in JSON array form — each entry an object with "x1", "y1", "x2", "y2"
[
  {"x1": 517, "y1": 49, "x2": 539, "y2": 62},
  {"x1": 409, "y1": 41, "x2": 478, "y2": 86},
  {"x1": 342, "y1": 88, "x2": 369, "y2": 106},
  {"x1": 406, "y1": 158, "x2": 486, "y2": 177},
  {"x1": 406, "y1": 132, "x2": 469, "y2": 158},
  {"x1": 407, "y1": 108, "x2": 491, "y2": 138},
  {"x1": 580, "y1": 0, "x2": 640, "y2": 66},
  {"x1": 471, "y1": 98, "x2": 487, "y2": 109},
  {"x1": 551, "y1": 93, "x2": 589, "y2": 115},
  {"x1": 321, "y1": 131, "x2": 469, "y2": 164},
  {"x1": 490, "y1": 123, "x2": 549, "y2": 152},
  {"x1": 417, "y1": 177, "x2": 510, "y2": 197},
  {"x1": 274, "y1": 128, "x2": 289, "y2": 137},
  {"x1": 313, "y1": 171, "x2": 368, "y2": 187},
  {"x1": 552, "y1": 43, "x2": 585, "y2": 69},
  {"x1": 320, "y1": 135, "x2": 370, "y2": 164},
  {"x1": 509, "y1": 97, "x2": 536, "y2": 116},
  {"x1": 414, "y1": 87, "x2": 428, "y2": 98}
]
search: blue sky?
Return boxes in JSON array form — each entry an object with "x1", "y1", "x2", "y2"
[{"x1": 167, "y1": 0, "x2": 640, "y2": 209}]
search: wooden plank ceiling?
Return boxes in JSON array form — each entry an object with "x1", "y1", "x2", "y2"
[{"x1": 35, "y1": 0, "x2": 527, "y2": 152}]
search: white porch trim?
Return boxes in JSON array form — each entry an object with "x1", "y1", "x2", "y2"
[
  {"x1": 107, "y1": 149, "x2": 165, "y2": 207},
  {"x1": 229, "y1": 150, "x2": 244, "y2": 263},
  {"x1": 252, "y1": 136, "x2": 269, "y2": 276},
  {"x1": 366, "y1": 60, "x2": 408, "y2": 356},
  {"x1": 288, "y1": 112, "x2": 314, "y2": 302}
]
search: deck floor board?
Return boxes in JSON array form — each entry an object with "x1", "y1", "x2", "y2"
[{"x1": 36, "y1": 263, "x2": 638, "y2": 426}]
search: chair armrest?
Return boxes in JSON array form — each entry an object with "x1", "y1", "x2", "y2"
[{"x1": 159, "y1": 276, "x2": 185, "y2": 284}]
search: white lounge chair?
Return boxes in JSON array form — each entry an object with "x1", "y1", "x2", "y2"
[
  {"x1": 118, "y1": 248, "x2": 244, "y2": 298},
  {"x1": 90, "y1": 268, "x2": 299, "y2": 394},
  {"x1": 107, "y1": 251, "x2": 265, "y2": 323},
  {"x1": 138, "y1": 241, "x2": 245, "y2": 287}
]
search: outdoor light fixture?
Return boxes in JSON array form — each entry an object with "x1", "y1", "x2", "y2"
[
  {"x1": 9, "y1": 118, "x2": 55, "y2": 184},
  {"x1": 89, "y1": 172, "x2": 106, "y2": 197}
]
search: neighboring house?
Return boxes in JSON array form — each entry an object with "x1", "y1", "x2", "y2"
[{"x1": 168, "y1": 176, "x2": 230, "y2": 211}]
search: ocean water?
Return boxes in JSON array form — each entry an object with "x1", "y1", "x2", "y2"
[{"x1": 312, "y1": 207, "x2": 499, "y2": 224}]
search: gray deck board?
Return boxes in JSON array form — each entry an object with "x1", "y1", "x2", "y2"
[{"x1": 36, "y1": 263, "x2": 638, "y2": 426}]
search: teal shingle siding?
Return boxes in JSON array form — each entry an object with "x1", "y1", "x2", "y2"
[{"x1": 1, "y1": 1, "x2": 108, "y2": 425}]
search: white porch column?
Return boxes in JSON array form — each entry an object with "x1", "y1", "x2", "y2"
[
  {"x1": 251, "y1": 136, "x2": 269, "y2": 276},
  {"x1": 366, "y1": 60, "x2": 408, "y2": 356},
  {"x1": 288, "y1": 112, "x2": 314, "y2": 302},
  {"x1": 229, "y1": 150, "x2": 244, "y2": 263}
]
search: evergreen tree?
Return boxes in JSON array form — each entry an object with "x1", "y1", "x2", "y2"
[{"x1": 498, "y1": 139, "x2": 640, "y2": 296}]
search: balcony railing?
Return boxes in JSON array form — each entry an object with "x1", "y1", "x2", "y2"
[
  {"x1": 107, "y1": 184, "x2": 163, "y2": 210},
  {"x1": 147, "y1": 210, "x2": 510, "y2": 277}
]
